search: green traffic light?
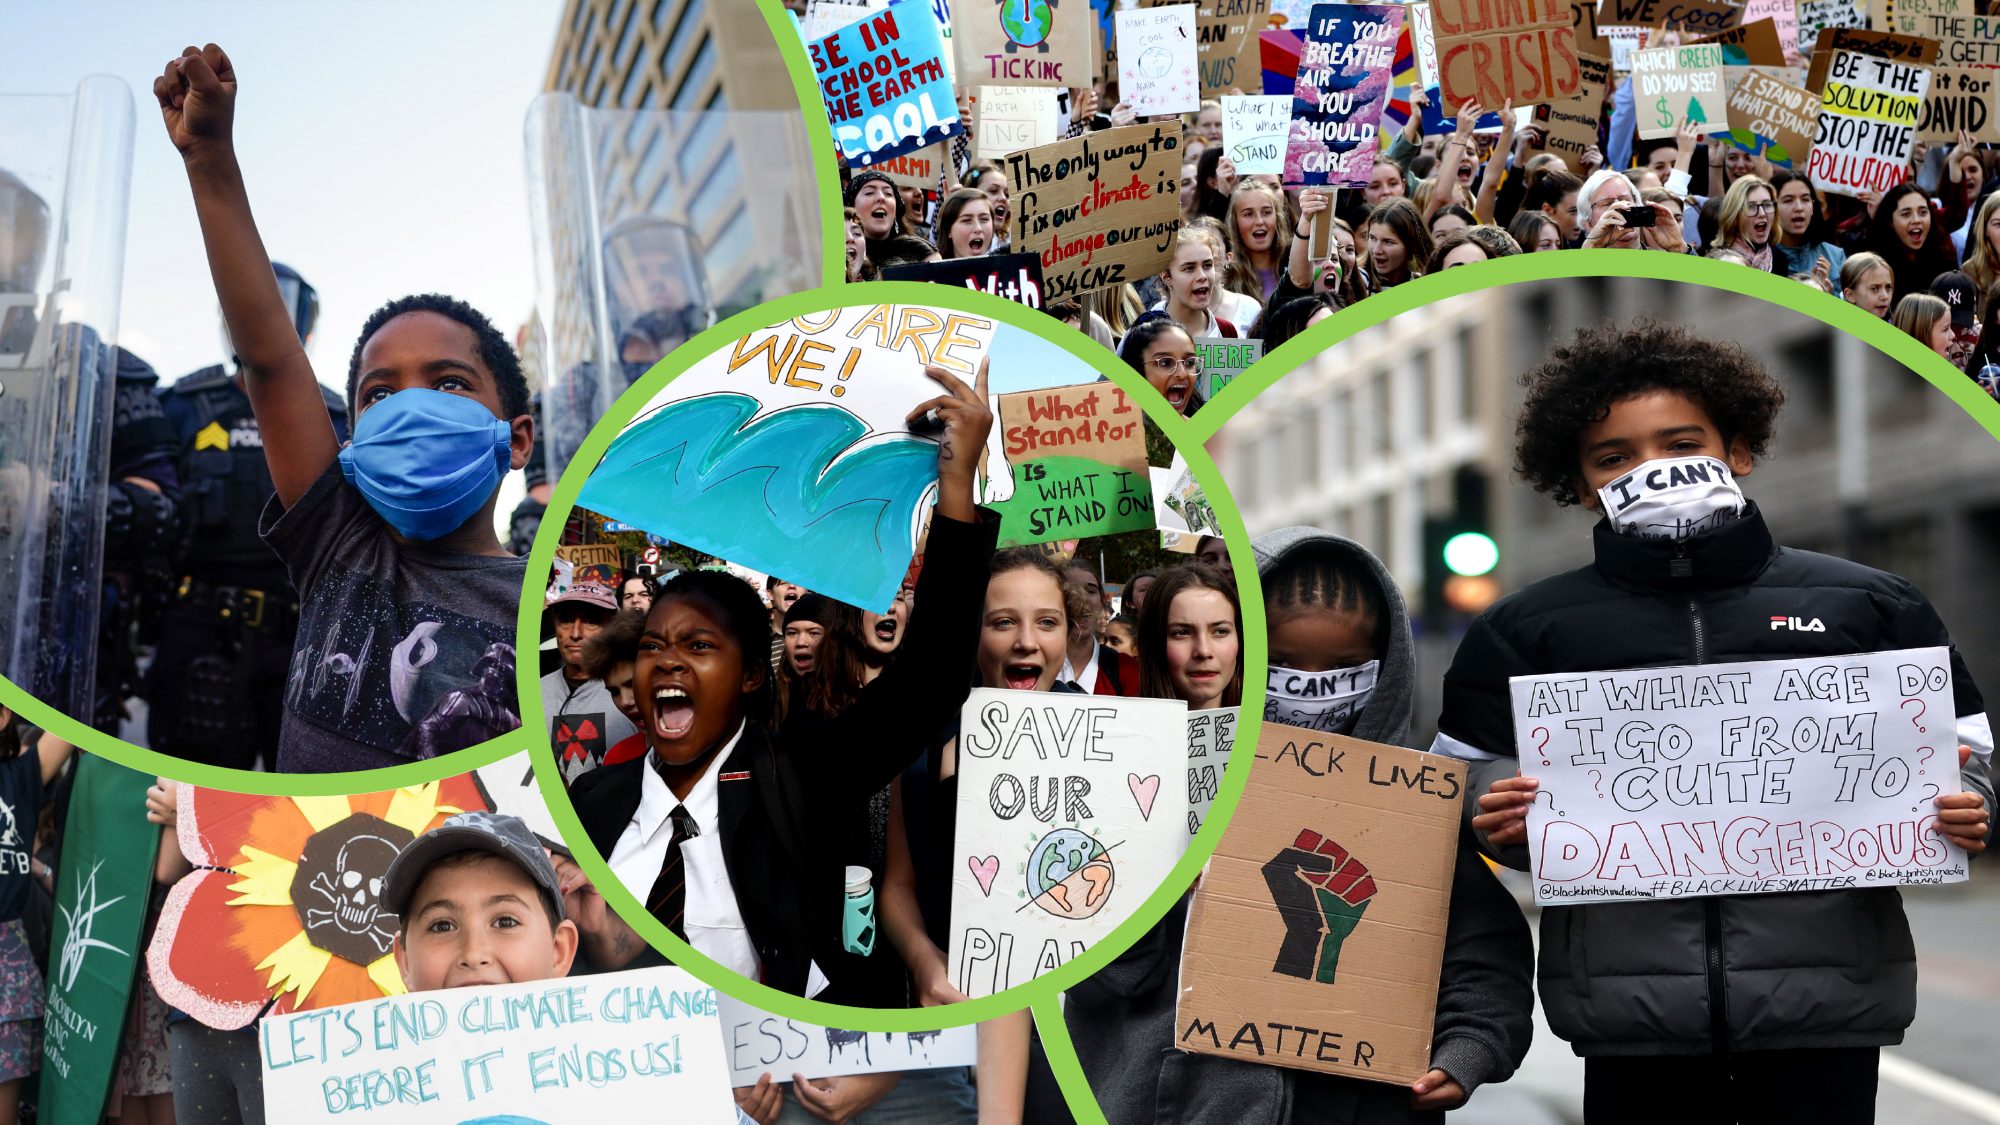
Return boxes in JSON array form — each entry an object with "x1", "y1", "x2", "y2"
[{"x1": 1442, "y1": 531, "x2": 1499, "y2": 577}]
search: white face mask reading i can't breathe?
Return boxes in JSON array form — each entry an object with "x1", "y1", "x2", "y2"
[
  {"x1": 1265, "y1": 660, "x2": 1379, "y2": 735},
  {"x1": 1596, "y1": 455, "x2": 1746, "y2": 541}
]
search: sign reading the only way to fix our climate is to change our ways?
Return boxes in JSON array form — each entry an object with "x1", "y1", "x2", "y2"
[{"x1": 1514, "y1": 647, "x2": 1968, "y2": 905}]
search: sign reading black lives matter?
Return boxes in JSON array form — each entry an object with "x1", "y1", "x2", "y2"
[
  {"x1": 1003, "y1": 123, "x2": 1183, "y2": 301},
  {"x1": 1514, "y1": 647, "x2": 1968, "y2": 905}
]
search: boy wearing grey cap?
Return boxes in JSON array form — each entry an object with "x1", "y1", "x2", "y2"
[{"x1": 384, "y1": 812, "x2": 579, "y2": 991}]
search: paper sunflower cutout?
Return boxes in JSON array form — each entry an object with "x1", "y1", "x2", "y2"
[{"x1": 148, "y1": 775, "x2": 488, "y2": 1029}]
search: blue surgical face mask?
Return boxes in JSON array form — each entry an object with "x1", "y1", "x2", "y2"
[{"x1": 338, "y1": 388, "x2": 512, "y2": 540}]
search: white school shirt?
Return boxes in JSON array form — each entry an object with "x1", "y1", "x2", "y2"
[
  {"x1": 608, "y1": 723, "x2": 761, "y2": 982},
  {"x1": 1059, "y1": 645, "x2": 1102, "y2": 693}
]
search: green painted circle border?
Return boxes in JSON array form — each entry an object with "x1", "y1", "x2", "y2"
[{"x1": 514, "y1": 278, "x2": 1270, "y2": 1040}]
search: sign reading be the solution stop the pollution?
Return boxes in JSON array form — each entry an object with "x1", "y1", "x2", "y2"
[
  {"x1": 1513, "y1": 647, "x2": 1968, "y2": 906},
  {"x1": 1809, "y1": 50, "x2": 1932, "y2": 197}
]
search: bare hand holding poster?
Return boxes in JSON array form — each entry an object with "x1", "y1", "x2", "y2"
[
  {"x1": 1512, "y1": 647, "x2": 1969, "y2": 905},
  {"x1": 1285, "y1": 3, "x2": 1405, "y2": 188}
]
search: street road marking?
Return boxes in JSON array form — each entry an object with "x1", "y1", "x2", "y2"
[{"x1": 1882, "y1": 1053, "x2": 2000, "y2": 1123}]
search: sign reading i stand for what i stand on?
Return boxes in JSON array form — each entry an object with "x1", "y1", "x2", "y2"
[
  {"x1": 989, "y1": 381, "x2": 1155, "y2": 546},
  {"x1": 1512, "y1": 647, "x2": 1968, "y2": 905}
]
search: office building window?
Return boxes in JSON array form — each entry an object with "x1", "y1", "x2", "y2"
[
  {"x1": 664, "y1": 0, "x2": 707, "y2": 75},
  {"x1": 672, "y1": 35, "x2": 716, "y2": 109}
]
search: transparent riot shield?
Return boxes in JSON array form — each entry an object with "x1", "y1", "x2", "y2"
[
  {"x1": 525, "y1": 94, "x2": 818, "y2": 482},
  {"x1": 0, "y1": 78, "x2": 134, "y2": 721}
]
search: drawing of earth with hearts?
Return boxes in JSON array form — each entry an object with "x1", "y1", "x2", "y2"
[{"x1": 1026, "y1": 828, "x2": 1116, "y2": 919}]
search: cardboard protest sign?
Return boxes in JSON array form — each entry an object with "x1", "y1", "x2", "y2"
[
  {"x1": 258, "y1": 967, "x2": 734, "y2": 1123},
  {"x1": 1284, "y1": 4, "x2": 1404, "y2": 188},
  {"x1": 948, "y1": 688, "x2": 1190, "y2": 997},
  {"x1": 553, "y1": 542, "x2": 621, "y2": 597},
  {"x1": 40, "y1": 758, "x2": 160, "y2": 1125},
  {"x1": 1809, "y1": 50, "x2": 1931, "y2": 197},
  {"x1": 804, "y1": 0, "x2": 881, "y2": 40},
  {"x1": 1802, "y1": 26, "x2": 1940, "y2": 93},
  {"x1": 1223, "y1": 93, "x2": 1293, "y2": 175},
  {"x1": 1727, "y1": 69, "x2": 1819, "y2": 165},
  {"x1": 813, "y1": 0, "x2": 962, "y2": 167},
  {"x1": 1537, "y1": 52, "x2": 1612, "y2": 160},
  {"x1": 1918, "y1": 67, "x2": 2000, "y2": 144},
  {"x1": 1747, "y1": 0, "x2": 1806, "y2": 61},
  {"x1": 873, "y1": 144, "x2": 947, "y2": 190},
  {"x1": 1799, "y1": 0, "x2": 1870, "y2": 45},
  {"x1": 1431, "y1": 0, "x2": 1581, "y2": 109},
  {"x1": 1512, "y1": 647, "x2": 1969, "y2": 905},
  {"x1": 577, "y1": 305, "x2": 995, "y2": 613},
  {"x1": 1201, "y1": 1, "x2": 1275, "y2": 95},
  {"x1": 881, "y1": 252, "x2": 1048, "y2": 307},
  {"x1": 1175, "y1": 724, "x2": 1462, "y2": 1085},
  {"x1": 956, "y1": 0, "x2": 1094, "y2": 86},
  {"x1": 1187, "y1": 708, "x2": 1236, "y2": 837},
  {"x1": 988, "y1": 382, "x2": 1155, "y2": 546},
  {"x1": 1633, "y1": 43, "x2": 1729, "y2": 138},
  {"x1": 718, "y1": 997, "x2": 978, "y2": 1085},
  {"x1": 1909, "y1": 11, "x2": 2000, "y2": 65},
  {"x1": 1194, "y1": 336, "x2": 1264, "y2": 400},
  {"x1": 1118, "y1": 5, "x2": 1202, "y2": 115},
  {"x1": 1872, "y1": 0, "x2": 1961, "y2": 35},
  {"x1": 1603, "y1": 0, "x2": 1745, "y2": 31},
  {"x1": 974, "y1": 85, "x2": 1061, "y2": 158},
  {"x1": 1004, "y1": 123, "x2": 1183, "y2": 302},
  {"x1": 1696, "y1": 18, "x2": 1791, "y2": 65}
]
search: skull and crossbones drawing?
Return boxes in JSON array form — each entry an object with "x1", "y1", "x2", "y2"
[
  {"x1": 304, "y1": 833, "x2": 397, "y2": 954},
  {"x1": 289, "y1": 813, "x2": 413, "y2": 963}
]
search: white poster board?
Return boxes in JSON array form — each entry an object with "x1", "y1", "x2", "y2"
[
  {"x1": 716, "y1": 996, "x2": 977, "y2": 1085},
  {"x1": 975, "y1": 85, "x2": 1061, "y2": 158},
  {"x1": 258, "y1": 967, "x2": 734, "y2": 1123},
  {"x1": 947, "y1": 688, "x2": 1191, "y2": 997},
  {"x1": 1187, "y1": 708, "x2": 1236, "y2": 838},
  {"x1": 1808, "y1": 50, "x2": 1932, "y2": 198},
  {"x1": 1117, "y1": 5, "x2": 1202, "y2": 116},
  {"x1": 1512, "y1": 647, "x2": 1968, "y2": 905},
  {"x1": 1222, "y1": 93, "x2": 1293, "y2": 175},
  {"x1": 1632, "y1": 43, "x2": 1730, "y2": 137},
  {"x1": 473, "y1": 753, "x2": 566, "y2": 853}
]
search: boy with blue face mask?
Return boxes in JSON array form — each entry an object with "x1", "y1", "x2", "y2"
[
  {"x1": 156, "y1": 44, "x2": 533, "y2": 771},
  {"x1": 1442, "y1": 322, "x2": 1994, "y2": 1122}
]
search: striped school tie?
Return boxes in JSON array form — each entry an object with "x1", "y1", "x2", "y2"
[{"x1": 647, "y1": 805, "x2": 696, "y2": 939}]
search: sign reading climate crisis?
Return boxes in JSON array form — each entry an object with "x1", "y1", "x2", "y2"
[
  {"x1": 1004, "y1": 123, "x2": 1183, "y2": 301},
  {"x1": 1430, "y1": 0, "x2": 1582, "y2": 108}
]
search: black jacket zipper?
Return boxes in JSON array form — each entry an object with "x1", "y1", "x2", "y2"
[{"x1": 1683, "y1": 564, "x2": 1728, "y2": 1055}]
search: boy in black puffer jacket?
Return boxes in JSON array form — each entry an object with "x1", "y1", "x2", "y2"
[{"x1": 1443, "y1": 321, "x2": 1993, "y2": 1124}]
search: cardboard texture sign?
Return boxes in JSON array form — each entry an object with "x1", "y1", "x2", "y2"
[
  {"x1": 948, "y1": 689, "x2": 1191, "y2": 997},
  {"x1": 973, "y1": 85, "x2": 1061, "y2": 157},
  {"x1": 1727, "y1": 69, "x2": 1819, "y2": 165},
  {"x1": 1745, "y1": 0, "x2": 1806, "y2": 62},
  {"x1": 1603, "y1": 0, "x2": 1746, "y2": 31},
  {"x1": 1175, "y1": 724, "x2": 1463, "y2": 1085},
  {"x1": 872, "y1": 143, "x2": 947, "y2": 189},
  {"x1": 881, "y1": 252, "x2": 1049, "y2": 307},
  {"x1": 1200, "y1": 1, "x2": 1275, "y2": 95},
  {"x1": 1798, "y1": 0, "x2": 1869, "y2": 47},
  {"x1": 1633, "y1": 43, "x2": 1730, "y2": 137},
  {"x1": 1918, "y1": 67, "x2": 2000, "y2": 144},
  {"x1": 1566, "y1": 0, "x2": 1616, "y2": 57},
  {"x1": 1285, "y1": 3, "x2": 1405, "y2": 188},
  {"x1": 813, "y1": 0, "x2": 964, "y2": 167},
  {"x1": 1871, "y1": 0, "x2": 1962, "y2": 35},
  {"x1": 1004, "y1": 123, "x2": 1183, "y2": 301},
  {"x1": 1908, "y1": 11, "x2": 2000, "y2": 65},
  {"x1": 1223, "y1": 93, "x2": 1294, "y2": 174},
  {"x1": 1809, "y1": 50, "x2": 1931, "y2": 197},
  {"x1": 1430, "y1": 0, "x2": 1581, "y2": 108},
  {"x1": 1119, "y1": 5, "x2": 1203, "y2": 115},
  {"x1": 1695, "y1": 18, "x2": 1791, "y2": 64},
  {"x1": 1802, "y1": 27, "x2": 1940, "y2": 92},
  {"x1": 1511, "y1": 648, "x2": 1969, "y2": 905},
  {"x1": 1537, "y1": 52, "x2": 1612, "y2": 160},
  {"x1": 956, "y1": 0, "x2": 1094, "y2": 86},
  {"x1": 990, "y1": 381, "x2": 1155, "y2": 546},
  {"x1": 717, "y1": 996, "x2": 978, "y2": 1085},
  {"x1": 576, "y1": 304, "x2": 994, "y2": 614}
]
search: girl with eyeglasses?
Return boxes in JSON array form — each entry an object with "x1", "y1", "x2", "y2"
[
  {"x1": 1118, "y1": 314, "x2": 1203, "y2": 417},
  {"x1": 1715, "y1": 175, "x2": 1781, "y2": 274}
]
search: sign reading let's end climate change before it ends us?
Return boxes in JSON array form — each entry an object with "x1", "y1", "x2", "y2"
[
  {"x1": 258, "y1": 967, "x2": 736, "y2": 1123},
  {"x1": 1513, "y1": 647, "x2": 1968, "y2": 906},
  {"x1": 812, "y1": 0, "x2": 964, "y2": 167}
]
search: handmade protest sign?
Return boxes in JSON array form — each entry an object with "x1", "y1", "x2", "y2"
[
  {"x1": 1918, "y1": 67, "x2": 2000, "y2": 144},
  {"x1": 1004, "y1": 123, "x2": 1182, "y2": 302},
  {"x1": 1284, "y1": 4, "x2": 1404, "y2": 188},
  {"x1": 1909, "y1": 11, "x2": 2000, "y2": 65},
  {"x1": 881, "y1": 253, "x2": 1047, "y2": 307},
  {"x1": 1175, "y1": 723, "x2": 1461, "y2": 1084},
  {"x1": 1602, "y1": 0, "x2": 1745, "y2": 31},
  {"x1": 1695, "y1": 18, "x2": 1790, "y2": 64},
  {"x1": 1194, "y1": 336, "x2": 1263, "y2": 400},
  {"x1": 258, "y1": 967, "x2": 734, "y2": 1123},
  {"x1": 988, "y1": 381, "x2": 1155, "y2": 546},
  {"x1": 717, "y1": 997, "x2": 978, "y2": 1085},
  {"x1": 1118, "y1": 5, "x2": 1202, "y2": 115},
  {"x1": 804, "y1": 0, "x2": 881, "y2": 40},
  {"x1": 1223, "y1": 93, "x2": 1293, "y2": 175},
  {"x1": 948, "y1": 688, "x2": 1191, "y2": 997},
  {"x1": 1517, "y1": 648, "x2": 1970, "y2": 907},
  {"x1": 1201, "y1": 1, "x2": 1274, "y2": 95},
  {"x1": 1726, "y1": 69, "x2": 1819, "y2": 164},
  {"x1": 1564, "y1": 0, "x2": 1617, "y2": 57},
  {"x1": 956, "y1": 0, "x2": 1093, "y2": 86},
  {"x1": 813, "y1": 0, "x2": 963, "y2": 167},
  {"x1": 1151, "y1": 453, "x2": 1221, "y2": 538},
  {"x1": 1633, "y1": 43, "x2": 1729, "y2": 137},
  {"x1": 1538, "y1": 52, "x2": 1612, "y2": 160},
  {"x1": 1799, "y1": 0, "x2": 1869, "y2": 44},
  {"x1": 1802, "y1": 26, "x2": 1940, "y2": 92},
  {"x1": 1809, "y1": 50, "x2": 1931, "y2": 197},
  {"x1": 1873, "y1": 0, "x2": 1962, "y2": 36},
  {"x1": 875, "y1": 144, "x2": 948, "y2": 189},
  {"x1": 1747, "y1": 0, "x2": 1805, "y2": 61},
  {"x1": 577, "y1": 305, "x2": 995, "y2": 613},
  {"x1": 1431, "y1": 0, "x2": 1581, "y2": 108},
  {"x1": 1187, "y1": 708, "x2": 1236, "y2": 837},
  {"x1": 41, "y1": 758, "x2": 159, "y2": 1125},
  {"x1": 974, "y1": 85, "x2": 1061, "y2": 157},
  {"x1": 472, "y1": 753, "x2": 567, "y2": 853}
]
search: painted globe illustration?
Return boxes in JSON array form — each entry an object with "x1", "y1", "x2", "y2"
[
  {"x1": 1027, "y1": 828, "x2": 1115, "y2": 919},
  {"x1": 1001, "y1": 0, "x2": 1053, "y2": 48}
]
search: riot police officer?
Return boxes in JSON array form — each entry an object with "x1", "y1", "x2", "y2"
[{"x1": 148, "y1": 263, "x2": 345, "y2": 769}]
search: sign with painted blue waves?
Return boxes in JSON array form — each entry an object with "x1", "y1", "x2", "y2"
[
  {"x1": 812, "y1": 0, "x2": 964, "y2": 166},
  {"x1": 577, "y1": 305, "x2": 995, "y2": 614}
]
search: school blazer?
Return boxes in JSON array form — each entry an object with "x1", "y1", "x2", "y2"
[{"x1": 569, "y1": 509, "x2": 1001, "y2": 997}]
